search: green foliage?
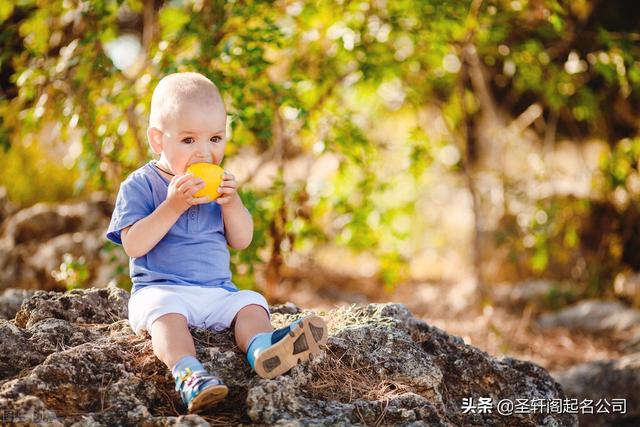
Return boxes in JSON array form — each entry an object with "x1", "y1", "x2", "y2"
[
  {"x1": 0, "y1": 139, "x2": 85, "y2": 206},
  {"x1": 229, "y1": 188, "x2": 270, "y2": 290},
  {"x1": 1, "y1": 0, "x2": 639, "y2": 294},
  {"x1": 101, "y1": 241, "x2": 131, "y2": 291},
  {"x1": 496, "y1": 196, "x2": 590, "y2": 280},
  {"x1": 597, "y1": 138, "x2": 640, "y2": 193},
  {"x1": 52, "y1": 253, "x2": 90, "y2": 290}
]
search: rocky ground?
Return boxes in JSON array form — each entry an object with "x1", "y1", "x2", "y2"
[
  {"x1": 0, "y1": 287, "x2": 581, "y2": 426},
  {"x1": 273, "y1": 273, "x2": 640, "y2": 427},
  {"x1": 0, "y1": 193, "x2": 638, "y2": 425}
]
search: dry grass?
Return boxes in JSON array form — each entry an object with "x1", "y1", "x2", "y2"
[
  {"x1": 308, "y1": 346, "x2": 411, "y2": 403},
  {"x1": 122, "y1": 334, "x2": 251, "y2": 425},
  {"x1": 269, "y1": 304, "x2": 397, "y2": 338},
  {"x1": 304, "y1": 345, "x2": 414, "y2": 427},
  {"x1": 121, "y1": 338, "x2": 182, "y2": 417},
  {"x1": 195, "y1": 391, "x2": 252, "y2": 426}
]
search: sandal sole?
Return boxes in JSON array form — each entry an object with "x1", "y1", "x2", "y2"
[
  {"x1": 254, "y1": 314, "x2": 328, "y2": 379},
  {"x1": 188, "y1": 383, "x2": 229, "y2": 414}
]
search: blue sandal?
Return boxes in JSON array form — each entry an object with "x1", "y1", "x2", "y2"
[
  {"x1": 250, "y1": 315, "x2": 328, "y2": 379},
  {"x1": 175, "y1": 368, "x2": 229, "y2": 413}
]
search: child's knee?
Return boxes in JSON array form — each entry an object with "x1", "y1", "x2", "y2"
[
  {"x1": 240, "y1": 303, "x2": 268, "y2": 315},
  {"x1": 150, "y1": 312, "x2": 189, "y2": 332},
  {"x1": 128, "y1": 286, "x2": 190, "y2": 335},
  {"x1": 149, "y1": 313, "x2": 194, "y2": 357},
  {"x1": 239, "y1": 291, "x2": 269, "y2": 312}
]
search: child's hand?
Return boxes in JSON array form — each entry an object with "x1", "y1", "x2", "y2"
[
  {"x1": 216, "y1": 171, "x2": 239, "y2": 206},
  {"x1": 166, "y1": 173, "x2": 210, "y2": 213}
]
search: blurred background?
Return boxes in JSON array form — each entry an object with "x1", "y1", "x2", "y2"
[{"x1": 1, "y1": 0, "x2": 639, "y2": 399}]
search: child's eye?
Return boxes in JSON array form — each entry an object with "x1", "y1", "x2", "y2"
[
  {"x1": 210, "y1": 136, "x2": 222, "y2": 143},
  {"x1": 182, "y1": 137, "x2": 195, "y2": 144}
]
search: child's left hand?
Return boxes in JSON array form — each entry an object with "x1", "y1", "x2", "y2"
[{"x1": 216, "y1": 171, "x2": 239, "y2": 205}]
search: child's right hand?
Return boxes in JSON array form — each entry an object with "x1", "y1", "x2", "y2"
[{"x1": 166, "y1": 173, "x2": 210, "y2": 213}]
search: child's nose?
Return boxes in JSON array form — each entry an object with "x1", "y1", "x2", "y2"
[{"x1": 196, "y1": 143, "x2": 211, "y2": 159}]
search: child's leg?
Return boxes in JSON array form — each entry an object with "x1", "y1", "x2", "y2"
[
  {"x1": 233, "y1": 304, "x2": 273, "y2": 352},
  {"x1": 233, "y1": 304, "x2": 328, "y2": 379},
  {"x1": 150, "y1": 313, "x2": 196, "y2": 369},
  {"x1": 150, "y1": 312, "x2": 228, "y2": 413},
  {"x1": 130, "y1": 286, "x2": 232, "y2": 413}
]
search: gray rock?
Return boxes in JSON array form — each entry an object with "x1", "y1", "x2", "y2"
[
  {"x1": 0, "y1": 316, "x2": 107, "y2": 382},
  {"x1": 0, "y1": 319, "x2": 44, "y2": 380},
  {"x1": 247, "y1": 303, "x2": 576, "y2": 426},
  {"x1": 14, "y1": 287, "x2": 129, "y2": 328},
  {"x1": 0, "y1": 289, "x2": 577, "y2": 426},
  {"x1": 0, "y1": 288, "x2": 37, "y2": 319},
  {"x1": 554, "y1": 353, "x2": 640, "y2": 427},
  {"x1": 0, "y1": 195, "x2": 113, "y2": 291},
  {"x1": 494, "y1": 280, "x2": 555, "y2": 306},
  {"x1": 0, "y1": 394, "x2": 62, "y2": 426},
  {"x1": 28, "y1": 230, "x2": 106, "y2": 278},
  {"x1": 271, "y1": 302, "x2": 303, "y2": 315},
  {"x1": 0, "y1": 196, "x2": 112, "y2": 246},
  {"x1": 538, "y1": 300, "x2": 640, "y2": 336}
]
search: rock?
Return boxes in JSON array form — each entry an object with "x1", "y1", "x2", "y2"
[
  {"x1": 554, "y1": 353, "x2": 640, "y2": 427},
  {"x1": 493, "y1": 280, "x2": 577, "y2": 310},
  {"x1": 28, "y1": 230, "x2": 106, "y2": 280},
  {"x1": 14, "y1": 287, "x2": 129, "y2": 328},
  {"x1": 0, "y1": 195, "x2": 112, "y2": 246},
  {"x1": 0, "y1": 319, "x2": 44, "y2": 380},
  {"x1": 613, "y1": 272, "x2": 640, "y2": 308},
  {"x1": 0, "y1": 186, "x2": 16, "y2": 226},
  {"x1": 0, "y1": 195, "x2": 114, "y2": 291},
  {"x1": 0, "y1": 289, "x2": 577, "y2": 426},
  {"x1": 537, "y1": 300, "x2": 640, "y2": 337},
  {"x1": 623, "y1": 333, "x2": 640, "y2": 353},
  {"x1": 248, "y1": 304, "x2": 576, "y2": 426},
  {"x1": 494, "y1": 280, "x2": 554, "y2": 305},
  {"x1": 0, "y1": 288, "x2": 37, "y2": 319},
  {"x1": 270, "y1": 302, "x2": 302, "y2": 315}
]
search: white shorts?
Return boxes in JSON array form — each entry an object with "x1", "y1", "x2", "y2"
[{"x1": 127, "y1": 284, "x2": 270, "y2": 336}]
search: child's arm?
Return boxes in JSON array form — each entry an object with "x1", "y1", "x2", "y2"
[
  {"x1": 217, "y1": 171, "x2": 253, "y2": 250},
  {"x1": 121, "y1": 173, "x2": 208, "y2": 257}
]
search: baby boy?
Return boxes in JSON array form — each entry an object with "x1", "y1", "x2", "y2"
[{"x1": 106, "y1": 72, "x2": 327, "y2": 413}]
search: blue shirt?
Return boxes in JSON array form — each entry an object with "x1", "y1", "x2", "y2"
[{"x1": 105, "y1": 161, "x2": 236, "y2": 295}]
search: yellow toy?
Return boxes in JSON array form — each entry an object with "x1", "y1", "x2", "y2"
[{"x1": 186, "y1": 163, "x2": 224, "y2": 200}]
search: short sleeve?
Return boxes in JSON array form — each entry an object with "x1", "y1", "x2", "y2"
[{"x1": 105, "y1": 175, "x2": 154, "y2": 245}]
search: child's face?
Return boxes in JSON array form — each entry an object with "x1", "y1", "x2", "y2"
[{"x1": 156, "y1": 101, "x2": 227, "y2": 174}]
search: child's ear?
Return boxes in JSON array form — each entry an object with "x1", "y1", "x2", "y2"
[{"x1": 147, "y1": 127, "x2": 163, "y2": 154}]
